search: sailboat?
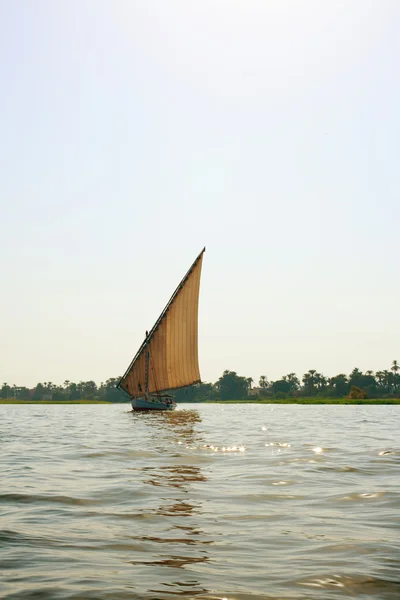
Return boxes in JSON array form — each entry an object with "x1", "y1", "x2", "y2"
[{"x1": 118, "y1": 248, "x2": 205, "y2": 411}]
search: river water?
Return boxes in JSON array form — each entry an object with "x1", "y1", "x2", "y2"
[{"x1": 0, "y1": 403, "x2": 399, "y2": 599}]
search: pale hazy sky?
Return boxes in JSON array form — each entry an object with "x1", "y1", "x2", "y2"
[{"x1": 1, "y1": 1, "x2": 399, "y2": 387}]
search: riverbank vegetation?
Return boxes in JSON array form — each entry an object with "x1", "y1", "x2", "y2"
[
  {"x1": 1, "y1": 360, "x2": 399, "y2": 403},
  {"x1": 173, "y1": 361, "x2": 400, "y2": 403},
  {"x1": 0, "y1": 378, "x2": 125, "y2": 402},
  {"x1": 0, "y1": 399, "x2": 110, "y2": 404},
  {"x1": 204, "y1": 398, "x2": 400, "y2": 405}
]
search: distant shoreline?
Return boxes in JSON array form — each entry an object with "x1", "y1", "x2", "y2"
[
  {"x1": 204, "y1": 398, "x2": 400, "y2": 405},
  {"x1": 0, "y1": 398, "x2": 399, "y2": 405},
  {"x1": 0, "y1": 399, "x2": 112, "y2": 405}
]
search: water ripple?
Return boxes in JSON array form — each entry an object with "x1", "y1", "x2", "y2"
[{"x1": 0, "y1": 403, "x2": 399, "y2": 599}]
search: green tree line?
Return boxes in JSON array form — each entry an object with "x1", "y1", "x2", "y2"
[
  {"x1": 2, "y1": 360, "x2": 399, "y2": 401},
  {"x1": 174, "y1": 360, "x2": 400, "y2": 401},
  {"x1": 0, "y1": 378, "x2": 125, "y2": 402}
]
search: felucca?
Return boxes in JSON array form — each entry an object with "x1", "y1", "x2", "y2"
[{"x1": 118, "y1": 248, "x2": 205, "y2": 411}]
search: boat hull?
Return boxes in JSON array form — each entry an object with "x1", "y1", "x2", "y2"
[{"x1": 131, "y1": 397, "x2": 176, "y2": 411}]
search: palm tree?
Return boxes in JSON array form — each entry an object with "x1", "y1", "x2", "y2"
[
  {"x1": 259, "y1": 375, "x2": 268, "y2": 389},
  {"x1": 302, "y1": 370, "x2": 317, "y2": 395},
  {"x1": 246, "y1": 377, "x2": 254, "y2": 390},
  {"x1": 376, "y1": 371, "x2": 385, "y2": 389},
  {"x1": 329, "y1": 374, "x2": 348, "y2": 397},
  {"x1": 383, "y1": 370, "x2": 392, "y2": 393},
  {"x1": 349, "y1": 368, "x2": 363, "y2": 388},
  {"x1": 314, "y1": 372, "x2": 327, "y2": 390},
  {"x1": 308, "y1": 370, "x2": 317, "y2": 391},
  {"x1": 283, "y1": 373, "x2": 300, "y2": 391},
  {"x1": 391, "y1": 361, "x2": 399, "y2": 392}
]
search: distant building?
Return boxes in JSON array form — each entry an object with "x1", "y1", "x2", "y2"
[
  {"x1": 42, "y1": 393, "x2": 53, "y2": 400},
  {"x1": 248, "y1": 387, "x2": 261, "y2": 396}
]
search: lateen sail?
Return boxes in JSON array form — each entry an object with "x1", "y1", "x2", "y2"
[{"x1": 118, "y1": 248, "x2": 205, "y2": 397}]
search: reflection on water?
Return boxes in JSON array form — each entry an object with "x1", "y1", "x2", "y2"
[
  {"x1": 1, "y1": 403, "x2": 399, "y2": 600},
  {"x1": 142, "y1": 465, "x2": 207, "y2": 489},
  {"x1": 131, "y1": 407, "x2": 203, "y2": 444},
  {"x1": 127, "y1": 408, "x2": 212, "y2": 594}
]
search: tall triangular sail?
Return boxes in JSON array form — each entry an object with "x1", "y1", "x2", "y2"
[{"x1": 118, "y1": 248, "x2": 205, "y2": 398}]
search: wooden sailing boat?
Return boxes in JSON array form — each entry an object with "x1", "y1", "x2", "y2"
[{"x1": 118, "y1": 248, "x2": 205, "y2": 411}]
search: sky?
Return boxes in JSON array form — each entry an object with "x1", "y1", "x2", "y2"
[{"x1": 1, "y1": 0, "x2": 399, "y2": 388}]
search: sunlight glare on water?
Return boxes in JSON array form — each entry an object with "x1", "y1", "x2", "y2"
[{"x1": 0, "y1": 403, "x2": 399, "y2": 599}]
